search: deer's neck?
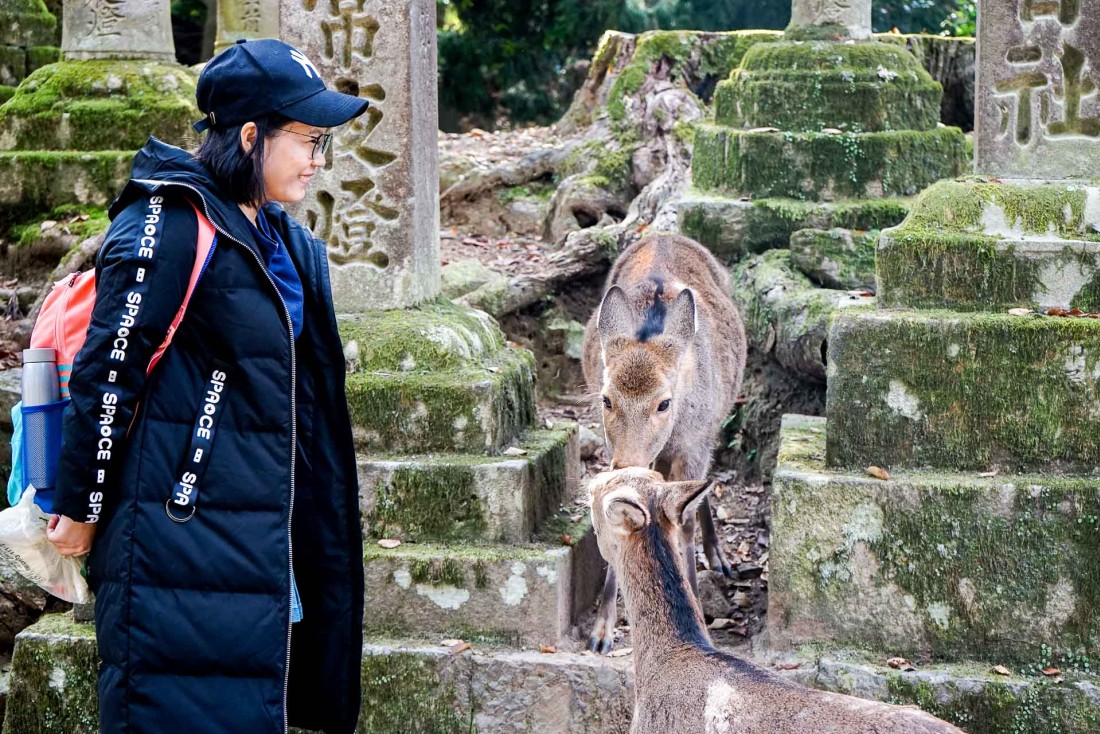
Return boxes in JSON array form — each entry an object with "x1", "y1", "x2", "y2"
[{"x1": 619, "y1": 523, "x2": 713, "y2": 682}]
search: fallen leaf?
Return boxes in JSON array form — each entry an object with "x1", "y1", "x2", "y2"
[
  {"x1": 978, "y1": 470, "x2": 999, "y2": 478},
  {"x1": 1042, "y1": 667, "x2": 1062, "y2": 676},
  {"x1": 709, "y1": 618, "x2": 734, "y2": 630},
  {"x1": 748, "y1": 126, "x2": 781, "y2": 133},
  {"x1": 503, "y1": 447, "x2": 528, "y2": 456},
  {"x1": 865, "y1": 466, "x2": 892, "y2": 481},
  {"x1": 40, "y1": 220, "x2": 57, "y2": 230},
  {"x1": 608, "y1": 647, "x2": 633, "y2": 658},
  {"x1": 775, "y1": 662, "x2": 801, "y2": 670},
  {"x1": 440, "y1": 638, "x2": 463, "y2": 647},
  {"x1": 377, "y1": 539, "x2": 402, "y2": 549},
  {"x1": 992, "y1": 665, "x2": 1011, "y2": 676},
  {"x1": 821, "y1": 127, "x2": 843, "y2": 134},
  {"x1": 1008, "y1": 308, "x2": 1033, "y2": 316},
  {"x1": 448, "y1": 641, "x2": 472, "y2": 655},
  {"x1": 1047, "y1": 307, "x2": 1067, "y2": 316},
  {"x1": 539, "y1": 645, "x2": 557, "y2": 654},
  {"x1": 560, "y1": 533, "x2": 573, "y2": 546},
  {"x1": 887, "y1": 657, "x2": 916, "y2": 672}
]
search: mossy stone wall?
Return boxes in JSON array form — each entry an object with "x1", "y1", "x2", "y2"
[
  {"x1": 0, "y1": 60, "x2": 198, "y2": 151},
  {"x1": 0, "y1": 0, "x2": 56, "y2": 48},
  {"x1": 0, "y1": 150, "x2": 132, "y2": 212},
  {"x1": 773, "y1": 416, "x2": 1100, "y2": 666},
  {"x1": 826, "y1": 309, "x2": 1100, "y2": 471},
  {"x1": 716, "y1": 41, "x2": 943, "y2": 133},
  {"x1": 692, "y1": 125, "x2": 968, "y2": 201}
]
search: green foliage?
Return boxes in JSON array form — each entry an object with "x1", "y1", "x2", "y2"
[{"x1": 873, "y1": 0, "x2": 972, "y2": 34}]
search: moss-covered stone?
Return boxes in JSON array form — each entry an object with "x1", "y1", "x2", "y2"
[
  {"x1": 773, "y1": 415, "x2": 1100, "y2": 665},
  {"x1": 0, "y1": 60, "x2": 199, "y2": 151},
  {"x1": 826, "y1": 309, "x2": 1100, "y2": 471},
  {"x1": 877, "y1": 179, "x2": 1100, "y2": 311},
  {"x1": 358, "y1": 651, "x2": 471, "y2": 733},
  {"x1": 25, "y1": 46, "x2": 57, "y2": 74},
  {"x1": 676, "y1": 190, "x2": 910, "y2": 262},
  {"x1": 805, "y1": 653, "x2": 1100, "y2": 734},
  {"x1": 692, "y1": 124, "x2": 968, "y2": 201},
  {"x1": 731, "y1": 250, "x2": 873, "y2": 380},
  {"x1": 339, "y1": 299, "x2": 504, "y2": 373},
  {"x1": 716, "y1": 41, "x2": 943, "y2": 133},
  {"x1": 361, "y1": 534, "x2": 599, "y2": 647},
  {"x1": 3, "y1": 613, "x2": 99, "y2": 734},
  {"x1": 0, "y1": 84, "x2": 15, "y2": 105},
  {"x1": 360, "y1": 425, "x2": 578, "y2": 544},
  {"x1": 789, "y1": 228, "x2": 877, "y2": 290},
  {"x1": 345, "y1": 344, "x2": 536, "y2": 454},
  {"x1": 0, "y1": 149, "x2": 131, "y2": 212},
  {"x1": 0, "y1": 0, "x2": 56, "y2": 48},
  {"x1": 607, "y1": 30, "x2": 781, "y2": 125}
]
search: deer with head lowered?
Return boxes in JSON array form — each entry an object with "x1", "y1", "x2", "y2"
[
  {"x1": 582, "y1": 233, "x2": 746, "y2": 653},
  {"x1": 589, "y1": 468, "x2": 964, "y2": 734}
]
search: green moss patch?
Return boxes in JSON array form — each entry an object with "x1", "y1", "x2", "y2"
[
  {"x1": 773, "y1": 416, "x2": 1100, "y2": 665},
  {"x1": 359, "y1": 652, "x2": 471, "y2": 734},
  {"x1": 361, "y1": 425, "x2": 576, "y2": 544},
  {"x1": 692, "y1": 125, "x2": 968, "y2": 201},
  {"x1": 345, "y1": 346, "x2": 536, "y2": 454},
  {"x1": 826, "y1": 309, "x2": 1100, "y2": 471},
  {"x1": 716, "y1": 41, "x2": 942, "y2": 133},
  {"x1": 3, "y1": 614, "x2": 99, "y2": 734},
  {"x1": 0, "y1": 0, "x2": 56, "y2": 47},
  {"x1": 0, "y1": 60, "x2": 198, "y2": 150},
  {"x1": 0, "y1": 150, "x2": 131, "y2": 214},
  {"x1": 339, "y1": 299, "x2": 504, "y2": 373},
  {"x1": 789, "y1": 227, "x2": 877, "y2": 290}
]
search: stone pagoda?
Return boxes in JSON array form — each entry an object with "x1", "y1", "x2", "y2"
[
  {"x1": 764, "y1": 0, "x2": 1100, "y2": 728},
  {"x1": 680, "y1": 0, "x2": 968, "y2": 264}
]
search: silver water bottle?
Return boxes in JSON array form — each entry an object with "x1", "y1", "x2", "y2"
[{"x1": 21, "y1": 349, "x2": 60, "y2": 407}]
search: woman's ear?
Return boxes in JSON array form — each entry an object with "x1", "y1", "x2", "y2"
[{"x1": 239, "y1": 121, "x2": 258, "y2": 154}]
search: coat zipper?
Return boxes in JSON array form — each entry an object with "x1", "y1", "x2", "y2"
[{"x1": 138, "y1": 180, "x2": 297, "y2": 733}]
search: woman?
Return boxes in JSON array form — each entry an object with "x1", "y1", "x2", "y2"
[{"x1": 45, "y1": 39, "x2": 365, "y2": 734}]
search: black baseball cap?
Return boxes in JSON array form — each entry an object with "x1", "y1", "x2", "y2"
[{"x1": 193, "y1": 38, "x2": 369, "y2": 132}]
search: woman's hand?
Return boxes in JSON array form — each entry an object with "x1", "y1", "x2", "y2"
[{"x1": 47, "y1": 515, "x2": 96, "y2": 557}]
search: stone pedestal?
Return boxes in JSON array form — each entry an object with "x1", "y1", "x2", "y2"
[
  {"x1": 61, "y1": 0, "x2": 175, "y2": 61},
  {"x1": 280, "y1": 0, "x2": 439, "y2": 312},
  {"x1": 789, "y1": 0, "x2": 872, "y2": 40}
]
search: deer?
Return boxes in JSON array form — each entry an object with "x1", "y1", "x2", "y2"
[
  {"x1": 581, "y1": 233, "x2": 747, "y2": 653},
  {"x1": 589, "y1": 468, "x2": 965, "y2": 734}
]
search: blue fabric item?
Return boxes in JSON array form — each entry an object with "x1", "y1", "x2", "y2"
[
  {"x1": 290, "y1": 569, "x2": 303, "y2": 623},
  {"x1": 250, "y1": 209, "x2": 304, "y2": 341},
  {"x1": 7, "y1": 402, "x2": 23, "y2": 507}
]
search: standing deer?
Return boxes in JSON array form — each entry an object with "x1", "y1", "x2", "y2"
[
  {"x1": 582, "y1": 233, "x2": 746, "y2": 653},
  {"x1": 589, "y1": 468, "x2": 964, "y2": 734}
]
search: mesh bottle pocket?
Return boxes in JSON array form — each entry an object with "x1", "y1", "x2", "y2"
[{"x1": 19, "y1": 399, "x2": 70, "y2": 513}]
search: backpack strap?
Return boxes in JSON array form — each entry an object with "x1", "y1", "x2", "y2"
[{"x1": 145, "y1": 202, "x2": 216, "y2": 376}]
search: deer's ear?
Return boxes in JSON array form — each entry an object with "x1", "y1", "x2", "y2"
[
  {"x1": 664, "y1": 289, "x2": 697, "y2": 350},
  {"x1": 597, "y1": 286, "x2": 633, "y2": 349},
  {"x1": 603, "y1": 493, "x2": 648, "y2": 536},
  {"x1": 661, "y1": 480, "x2": 712, "y2": 526}
]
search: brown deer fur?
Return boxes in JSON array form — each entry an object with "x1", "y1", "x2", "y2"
[
  {"x1": 589, "y1": 469, "x2": 964, "y2": 734},
  {"x1": 581, "y1": 233, "x2": 747, "y2": 652}
]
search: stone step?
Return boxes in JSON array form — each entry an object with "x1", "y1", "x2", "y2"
[
  {"x1": 714, "y1": 40, "x2": 943, "y2": 133},
  {"x1": 345, "y1": 344, "x2": 536, "y2": 455},
  {"x1": 14, "y1": 618, "x2": 1100, "y2": 734},
  {"x1": 826, "y1": 308, "x2": 1100, "y2": 471},
  {"x1": 0, "y1": 151, "x2": 132, "y2": 208},
  {"x1": 691, "y1": 124, "x2": 967, "y2": 202},
  {"x1": 877, "y1": 179, "x2": 1100, "y2": 312},
  {"x1": 359, "y1": 424, "x2": 579, "y2": 544},
  {"x1": 361, "y1": 531, "x2": 604, "y2": 648},
  {"x1": 676, "y1": 190, "x2": 910, "y2": 263},
  {"x1": 772, "y1": 414, "x2": 1100, "y2": 665}
]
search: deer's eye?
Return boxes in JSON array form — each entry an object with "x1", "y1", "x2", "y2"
[
  {"x1": 602, "y1": 396, "x2": 613, "y2": 410},
  {"x1": 657, "y1": 399, "x2": 671, "y2": 413}
]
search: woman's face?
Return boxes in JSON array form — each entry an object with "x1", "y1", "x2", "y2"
[{"x1": 261, "y1": 121, "x2": 327, "y2": 203}]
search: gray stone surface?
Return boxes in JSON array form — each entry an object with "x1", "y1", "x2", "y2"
[
  {"x1": 281, "y1": 0, "x2": 440, "y2": 312},
  {"x1": 61, "y1": 0, "x2": 175, "y2": 61},
  {"x1": 976, "y1": 0, "x2": 1100, "y2": 178},
  {"x1": 215, "y1": 0, "x2": 278, "y2": 54},
  {"x1": 790, "y1": 0, "x2": 872, "y2": 39},
  {"x1": 361, "y1": 531, "x2": 604, "y2": 647},
  {"x1": 0, "y1": 151, "x2": 132, "y2": 208}
]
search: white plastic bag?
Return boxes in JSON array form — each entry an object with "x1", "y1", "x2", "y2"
[{"x1": 0, "y1": 486, "x2": 91, "y2": 603}]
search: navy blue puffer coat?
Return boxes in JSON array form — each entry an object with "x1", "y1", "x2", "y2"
[{"x1": 53, "y1": 138, "x2": 363, "y2": 734}]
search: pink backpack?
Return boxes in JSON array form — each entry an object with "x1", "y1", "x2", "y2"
[{"x1": 30, "y1": 201, "x2": 216, "y2": 395}]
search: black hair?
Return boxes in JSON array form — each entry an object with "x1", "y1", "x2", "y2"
[{"x1": 194, "y1": 112, "x2": 293, "y2": 209}]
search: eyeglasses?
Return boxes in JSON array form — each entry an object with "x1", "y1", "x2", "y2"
[{"x1": 279, "y1": 128, "x2": 332, "y2": 160}]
